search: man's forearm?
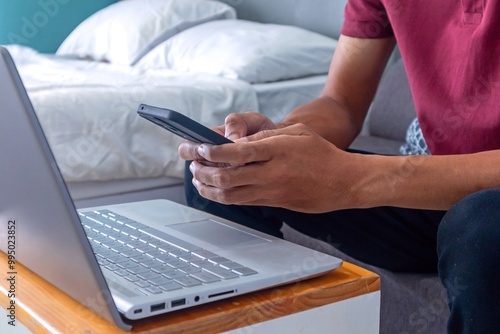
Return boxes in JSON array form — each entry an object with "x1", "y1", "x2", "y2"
[
  {"x1": 279, "y1": 96, "x2": 363, "y2": 150},
  {"x1": 278, "y1": 36, "x2": 395, "y2": 150},
  {"x1": 351, "y1": 150, "x2": 500, "y2": 210}
]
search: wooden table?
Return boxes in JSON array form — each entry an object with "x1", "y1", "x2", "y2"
[{"x1": 0, "y1": 252, "x2": 380, "y2": 333}]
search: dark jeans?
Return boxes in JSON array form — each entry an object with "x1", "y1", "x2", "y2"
[{"x1": 184, "y1": 163, "x2": 500, "y2": 333}]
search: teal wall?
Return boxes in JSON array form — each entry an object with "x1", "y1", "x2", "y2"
[{"x1": 0, "y1": 0, "x2": 117, "y2": 53}]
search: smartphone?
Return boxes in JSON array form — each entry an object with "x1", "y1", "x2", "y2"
[{"x1": 137, "y1": 104, "x2": 233, "y2": 145}]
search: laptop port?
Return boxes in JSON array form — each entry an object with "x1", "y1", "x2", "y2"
[
  {"x1": 150, "y1": 303, "x2": 166, "y2": 312},
  {"x1": 171, "y1": 298, "x2": 186, "y2": 308},
  {"x1": 209, "y1": 290, "x2": 235, "y2": 298}
]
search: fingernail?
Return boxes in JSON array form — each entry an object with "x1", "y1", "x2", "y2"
[
  {"x1": 226, "y1": 133, "x2": 238, "y2": 141},
  {"x1": 197, "y1": 145, "x2": 205, "y2": 156}
]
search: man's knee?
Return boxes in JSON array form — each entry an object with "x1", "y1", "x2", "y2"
[
  {"x1": 438, "y1": 188, "x2": 500, "y2": 248},
  {"x1": 437, "y1": 189, "x2": 500, "y2": 333},
  {"x1": 437, "y1": 188, "x2": 500, "y2": 297}
]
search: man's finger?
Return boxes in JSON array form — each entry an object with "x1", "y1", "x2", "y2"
[
  {"x1": 196, "y1": 141, "x2": 273, "y2": 165},
  {"x1": 178, "y1": 140, "x2": 205, "y2": 161}
]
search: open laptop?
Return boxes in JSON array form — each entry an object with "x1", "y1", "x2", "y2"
[{"x1": 0, "y1": 46, "x2": 342, "y2": 331}]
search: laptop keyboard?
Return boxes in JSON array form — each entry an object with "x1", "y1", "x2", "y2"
[{"x1": 79, "y1": 210, "x2": 257, "y2": 295}]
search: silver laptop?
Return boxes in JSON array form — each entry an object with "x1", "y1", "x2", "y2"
[{"x1": 0, "y1": 47, "x2": 342, "y2": 331}]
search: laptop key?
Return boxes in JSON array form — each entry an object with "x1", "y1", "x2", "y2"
[
  {"x1": 148, "y1": 276, "x2": 172, "y2": 286},
  {"x1": 127, "y1": 266, "x2": 150, "y2": 275},
  {"x1": 123, "y1": 275, "x2": 140, "y2": 283},
  {"x1": 192, "y1": 250, "x2": 219, "y2": 260},
  {"x1": 208, "y1": 257, "x2": 231, "y2": 265},
  {"x1": 178, "y1": 266, "x2": 201, "y2": 275},
  {"x1": 220, "y1": 262, "x2": 244, "y2": 270},
  {"x1": 137, "y1": 271, "x2": 161, "y2": 281},
  {"x1": 96, "y1": 258, "x2": 108, "y2": 266},
  {"x1": 178, "y1": 254, "x2": 200, "y2": 262},
  {"x1": 189, "y1": 259, "x2": 209, "y2": 268},
  {"x1": 139, "y1": 227, "x2": 201, "y2": 252},
  {"x1": 162, "y1": 270, "x2": 187, "y2": 280},
  {"x1": 202, "y1": 265, "x2": 239, "y2": 279},
  {"x1": 128, "y1": 254, "x2": 147, "y2": 263},
  {"x1": 168, "y1": 248, "x2": 190, "y2": 257},
  {"x1": 105, "y1": 264, "x2": 120, "y2": 272},
  {"x1": 165, "y1": 259, "x2": 190, "y2": 269},
  {"x1": 151, "y1": 265, "x2": 174, "y2": 274},
  {"x1": 232, "y1": 267, "x2": 258, "y2": 276},
  {"x1": 139, "y1": 259, "x2": 159, "y2": 268},
  {"x1": 189, "y1": 271, "x2": 221, "y2": 283},
  {"x1": 110, "y1": 256, "x2": 129, "y2": 265},
  {"x1": 114, "y1": 269, "x2": 130, "y2": 277},
  {"x1": 134, "y1": 280, "x2": 151, "y2": 288},
  {"x1": 120, "y1": 261, "x2": 141, "y2": 271},
  {"x1": 156, "y1": 244, "x2": 177, "y2": 253},
  {"x1": 159, "y1": 282, "x2": 183, "y2": 292},
  {"x1": 174, "y1": 276, "x2": 202, "y2": 287},
  {"x1": 144, "y1": 286, "x2": 163, "y2": 294}
]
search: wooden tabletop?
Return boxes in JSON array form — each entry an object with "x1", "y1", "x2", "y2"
[{"x1": 0, "y1": 252, "x2": 379, "y2": 333}]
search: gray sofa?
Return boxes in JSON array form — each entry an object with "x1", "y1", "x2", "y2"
[{"x1": 283, "y1": 59, "x2": 449, "y2": 334}]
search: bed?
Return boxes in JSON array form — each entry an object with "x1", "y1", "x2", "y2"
[{"x1": 5, "y1": 0, "x2": 345, "y2": 208}]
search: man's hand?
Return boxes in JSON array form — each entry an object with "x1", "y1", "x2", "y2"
[
  {"x1": 178, "y1": 112, "x2": 277, "y2": 165},
  {"x1": 186, "y1": 123, "x2": 363, "y2": 213},
  {"x1": 219, "y1": 112, "x2": 278, "y2": 140}
]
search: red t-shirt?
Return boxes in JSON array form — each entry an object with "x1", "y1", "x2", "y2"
[{"x1": 341, "y1": 0, "x2": 500, "y2": 155}]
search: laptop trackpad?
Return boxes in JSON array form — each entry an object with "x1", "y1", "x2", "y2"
[{"x1": 168, "y1": 220, "x2": 270, "y2": 248}]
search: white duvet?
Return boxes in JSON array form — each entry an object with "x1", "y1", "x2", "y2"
[{"x1": 7, "y1": 45, "x2": 258, "y2": 183}]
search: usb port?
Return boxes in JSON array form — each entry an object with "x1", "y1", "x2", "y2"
[
  {"x1": 150, "y1": 303, "x2": 165, "y2": 312},
  {"x1": 171, "y1": 298, "x2": 186, "y2": 308}
]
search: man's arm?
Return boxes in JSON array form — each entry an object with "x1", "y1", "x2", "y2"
[
  {"x1": 215, "y1": 35, "x2": 396, "y2": 148},
  {"x1": 280, "y1": 35, "x2": 396, "y2": 149},
  {"x1": 182, "y1": 35, "x2": 500, "y2": 212},
  {"x1": 353, "y1": 151, "x2": 500, "y2": 210}
]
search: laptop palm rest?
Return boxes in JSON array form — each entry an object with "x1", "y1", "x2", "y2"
[{"x1": 167, "y1": 220, "x2": 270, "y2": 248}]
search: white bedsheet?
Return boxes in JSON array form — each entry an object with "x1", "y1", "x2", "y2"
[{"x1": 7, "y1": 45, "x2": 258, "y2": 183}]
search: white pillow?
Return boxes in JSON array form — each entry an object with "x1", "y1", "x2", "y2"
[
  {"x1": 136, "y1": 20, "x2": 337, "y2": 83},
  {"x1": 56, "y1": 0, "x2": 236, "y2": 65}
]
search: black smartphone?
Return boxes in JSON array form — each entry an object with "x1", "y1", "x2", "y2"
[{"x1": 137, "y1": 104, "x2": 233, "y2": 145}]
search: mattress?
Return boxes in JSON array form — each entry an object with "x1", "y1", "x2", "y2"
[{"x1": 7, "y1": 45, "x2": 258, "y2": 183}]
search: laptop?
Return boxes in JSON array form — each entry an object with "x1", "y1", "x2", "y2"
[{"x1": 0, "y1": 46, "x2": 342, "y2": 331}]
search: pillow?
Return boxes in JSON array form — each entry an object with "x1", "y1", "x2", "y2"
[
  {"x1": 135, "y1": 20, "x2": 337, "y2": 83},
  {"x1": 56, "y1": 0, "x2": 236, "y2": 65},
  {"x1": 0, "y1": 0, "x2": 118, "y2": 53}
]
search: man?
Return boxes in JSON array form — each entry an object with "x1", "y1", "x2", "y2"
[{"x1": 179, "y1": 1, "x2": 500, "y2": 333}]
